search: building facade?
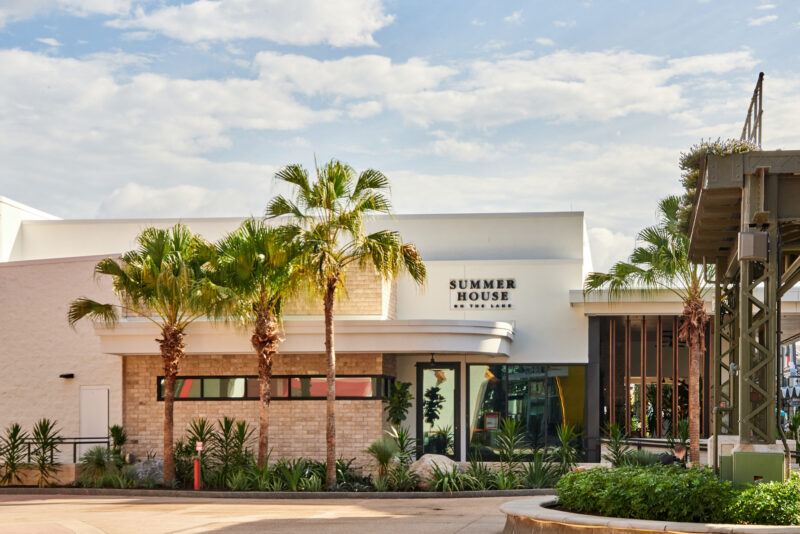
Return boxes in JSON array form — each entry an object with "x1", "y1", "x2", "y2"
[{"x1": 0, "y1": 195, "x2": 715, "y2": 466}]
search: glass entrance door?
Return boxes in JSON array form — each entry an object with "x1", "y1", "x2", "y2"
[{"x1": 416, "y1": 362, "x2": 460, "y2": 459}]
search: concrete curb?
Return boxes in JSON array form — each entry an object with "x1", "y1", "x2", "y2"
[
  {"x1": 500, "y1": 497, "x2": 800, "y2": 534},
  {"x1": 0, "y1": 487, "x2": 555, "y2": 500}
]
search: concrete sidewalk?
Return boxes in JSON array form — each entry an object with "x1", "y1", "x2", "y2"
[{"x1": 0, "y1": 494, "x2": 517, "y2": 533}]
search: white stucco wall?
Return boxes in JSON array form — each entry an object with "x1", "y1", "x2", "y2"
[{"x1": 0, "y1": 256, "x2": 122, "y2": 450}]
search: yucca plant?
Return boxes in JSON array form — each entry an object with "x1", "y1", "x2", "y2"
[
  {"x1": 521, "y1": 450, "x2": 557, "y2": 488},
  {"x1": 465, "y1": 453, "x2": 495, "y2": 491},
  {"x1": 602, "y1": 423, "x2": 631, "y2": 467},
  {"x1": 268, "y1": 159, "x2": 426, "y2": 487},
  {"x1": 80, "y1": 446, "x2": 117, "y2": 487},
  {"x1": 301, "y1": 473, "x2": 324, "y2": 492},
  {"x1": 496, "y1": 418, "x2": 527, "y2": 474},
  {"x1": 550, "y1": 423, "x2": 580, "y2": 476},
  {"x1": 493, "y1": 469, "x2": 518, "y2": 490},
  {"x1": 31, "y1": 418, "x2": 61, "y2": 487},
  {"x1": 277, "y1": 458, "x2": 307, "y2": 491},
  {"x1": 386, "y1": 426, "x2": 416, "y2": 464},
  {"x1": 365, "y1": 436, "x2": 399, "y2": 478},
  {"x1": 0, "y1": 423, "x2": 29, "y2": 486}
]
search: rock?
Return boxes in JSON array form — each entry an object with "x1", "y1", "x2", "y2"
[
  {"x1": 132, "y1": 458, "x2": 164, "y2": 485},
  {"x1": 409, "y1": 454, "x2": 457, "y2": 490}
]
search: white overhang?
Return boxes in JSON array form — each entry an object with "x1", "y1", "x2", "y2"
[
  {"x1": 569, "y1": 289, "x2": 712, "y2": 316},
  {"x1": 95, "y1": 318, "x2": 515, "y2": 357}
]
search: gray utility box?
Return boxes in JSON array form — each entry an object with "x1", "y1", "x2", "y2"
[{"x1": 738, "y1": 231, "x2": 768, "y2": 261}]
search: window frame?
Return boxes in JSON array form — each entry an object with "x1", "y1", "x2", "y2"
[{"x1": 156, "y1": 374, "x2": 393, "y2": 401}]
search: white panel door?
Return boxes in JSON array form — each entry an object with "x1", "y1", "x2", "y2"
[{"x1": 79, "y1": 386, "x2": 109, "y2": 459}]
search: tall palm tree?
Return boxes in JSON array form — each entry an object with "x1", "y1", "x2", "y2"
[
  {"x1": 213, "y1": 218, "x2": 298, "y2": 467},
  {"x1": 68, "y1": 224, "x2": 230, "y2": 482},
  {"x1": 266, "y1": 159, "x2": 427, "y2": 488},
  {"x1": 584, "y1": 196, "x2": 710, "y2": 463}
]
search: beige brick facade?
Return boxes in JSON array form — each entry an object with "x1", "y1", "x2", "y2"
[
  {"x1": 282, "y1": 264, "x2": 396, "y2": 318},
  {"x1": 123, "y1": 353, "x2": 388, "y2": 469}
]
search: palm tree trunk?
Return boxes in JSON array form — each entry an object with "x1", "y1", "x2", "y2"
[
  {"x1": 679, "y1": 295, "x2": 706, "y2": 465},
  {"x1": 158, "y1": 324, "x2": 185, "y2": 484},
  {"x1": 688, "y1": 337, "x2": 701, "y2": 464},
  {"x1": 253, "y1": 309, "x2": 280, "y2": 467},
  {"x1": 324, "y1": 279, "x2": 337, "y2": 489}
]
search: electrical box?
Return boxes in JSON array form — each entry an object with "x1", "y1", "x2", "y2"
[{"x1": 738, "y1": 231, "x2": 768, "y2": 261}]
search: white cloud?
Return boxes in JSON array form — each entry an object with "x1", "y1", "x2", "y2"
[
  {"x1": 120, "y1": 31, "x2": 154, "y2": 41},
  {"x1": 667, "y1": 50, "x2": 758, "y2": 75},
  {"x1": 480, "y1": 40, "x2": 508, "y2": 52},
  {"x1": 554, "y1": 19, "x2": 576, "y2": 28},
  {"x1": 756, "y1": 3, "x2": 776, "y2": 9},
  {"x1": 535, "y1": 37, "x2": 555, "y2": 46},
  {"x1": 0, "y1": 49, "x2": 336, "y2": 216},
  {"x1": 471, "y1": 18, "x2": 486, "y2": 26},
  {"x1": 504, "y1": 10, "x2": 524, "y2": 25},
  {"x1": 96, "y1": 181, "x2": 272, "y2": 218},
  {"x1": 36, "y1": 37, "x2": 62, "y2": 46},
  {"x1": 588, "y1": 228, "x2": 635, "y2": 273},
  {"x1": 347, "y1": 100, "x2": 383, "y2": 119},
  {"x1": 254, "y1": 52, "x2": 456, "y2": 98},
  {"x1": 748, "y1": 14, "x2": 778, "y2": 26},
  {"x1": 0, "y1": 0, "x2": 131, "y2": 27},
  {"x1": 429, "y1": 135, "x2": 500, "y2": 162},
  {"x1": 109, "y1": 0, "x2": 394, "y2": 47},
  {"x1": 385, "y1": 50, "x2": 757, "y2": 127}
]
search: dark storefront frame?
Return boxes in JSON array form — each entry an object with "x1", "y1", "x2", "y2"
[
  {"x1": 466, "y1": 363, "x2": 588, "y2": 461},
  {"x1": 594, "y1": 315, "x2": 710, "y2": 440}
]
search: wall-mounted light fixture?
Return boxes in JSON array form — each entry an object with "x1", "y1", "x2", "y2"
[
  {"x1": 429, "y1": 353, "x2": 436, "y2": 364},
  {"x1": 59, "y1": 373, "x2": 75, "y2": 379}
]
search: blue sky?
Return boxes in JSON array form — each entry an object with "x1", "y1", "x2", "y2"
[{"x1": 1, "y1": 0, "x2": 798, "y2": 270}]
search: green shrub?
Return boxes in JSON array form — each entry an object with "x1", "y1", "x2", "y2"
[
  {"x1": 622, "y1": 449, "x2": 660, "y2": 467},
  {"x1": 387, "y1": 462, "x2": 419, "y2": 491},
  {"x1": 556, "y1": 465, "x2": 735, "y2": 523},
  {"x1": 0, "y1": 423, "x2": 29, "y2": 486},
  {"x1": 301, "y1": 474, "x2": 323, "y2": 492},
  {"x1": 430, "y1": 463, "x2": 468, "y2": 493},
  {"x1": 493, "y1": 469, "x2": 518, "y2": 490},
  {"x1": 373, "y1": 476, "x2": 390, "y2": 492},
  {"x1": 728, "y1": 473, "x2": 800, "y2": 526},
  {"x1": 496, "y1": 418, "x2": 526, "y2": 473},
  {"x1": 79, "y1": 446, "x2": 117, "y2": 487},
  {"x1": 465, "y1": 454, "x2": 495, "y2": 491}
]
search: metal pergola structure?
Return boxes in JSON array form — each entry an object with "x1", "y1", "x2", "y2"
[{"x1": 689, "y1": 147, "x2": 800, "y2": 447}]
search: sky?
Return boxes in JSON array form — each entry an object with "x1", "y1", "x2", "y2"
[{"x1": 1, "y1": 0, "x2": 799, "y2": 271}]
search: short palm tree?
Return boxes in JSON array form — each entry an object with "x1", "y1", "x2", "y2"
[
  {"x1": 68, "y1": 224, "x2": 230, "y2": 482},
  {"x1": 266, "y1": 159, "x2": 426, "y2": 488},
  {"x1": 584, "y1": 196, "x2": 710, "y2": 463},
  {"x1": 213, "y1": 218, "x2": 298, "y2": 467}
]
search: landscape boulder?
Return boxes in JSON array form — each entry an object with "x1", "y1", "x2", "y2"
[{"x1": 409, "y1": 454, "x2": 457, "y2": 490}]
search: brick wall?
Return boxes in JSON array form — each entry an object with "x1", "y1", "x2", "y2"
[
  {"x1": 283, "y1": 264, "x2": 395, "y2": 317},
  {"x1": 123, "y1": 353, "x2": 387, "y2": 469}
]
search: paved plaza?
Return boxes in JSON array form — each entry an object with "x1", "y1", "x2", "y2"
[{"x1": 0, "y1": 494, "x2": 514, "y2": 534}]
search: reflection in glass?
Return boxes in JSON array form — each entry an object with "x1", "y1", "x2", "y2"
[
  {"x1": 422, "y1": 367, "x2": 456, "y2": 457},
  {"x1": 467, "y1": 364, "x2": 585, "y2": 460}
]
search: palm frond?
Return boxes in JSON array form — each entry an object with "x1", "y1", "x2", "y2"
[{"x1": 67, "y1": 298, "x2": 118, "y2": 328}]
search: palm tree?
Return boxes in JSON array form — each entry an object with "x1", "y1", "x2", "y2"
[
  {"x1": 584, "y1": 196, "x2": 710, "y2": 464},
  {"x1": 266, "y1": 159, "x2": 426, "y2": 488},
  {"x1": 213, "y1": 218, "x2": 298, "y2": 466},
  {"x1": 68, "y1": 224, "x2": 230, "y2": 482}
]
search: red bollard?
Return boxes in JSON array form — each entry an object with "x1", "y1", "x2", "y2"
[{"x1": 193, "y1": 457, "x2": 200, "y2": 490}]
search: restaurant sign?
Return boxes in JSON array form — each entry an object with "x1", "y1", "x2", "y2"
[{"x1": 449, "y1": 278, "x2": 516, "y2": 310}]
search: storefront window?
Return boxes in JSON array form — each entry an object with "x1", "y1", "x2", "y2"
[
  {"x1": 158, "y1": 375, "x2": 384, "y2": 400},
  {"x1": 468, "y1": 364, "x2": 585, "y2": 460}
]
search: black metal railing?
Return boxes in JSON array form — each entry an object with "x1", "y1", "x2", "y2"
[{"x1": 23, "y1": 436, "x2": 111, "y2": 464}]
